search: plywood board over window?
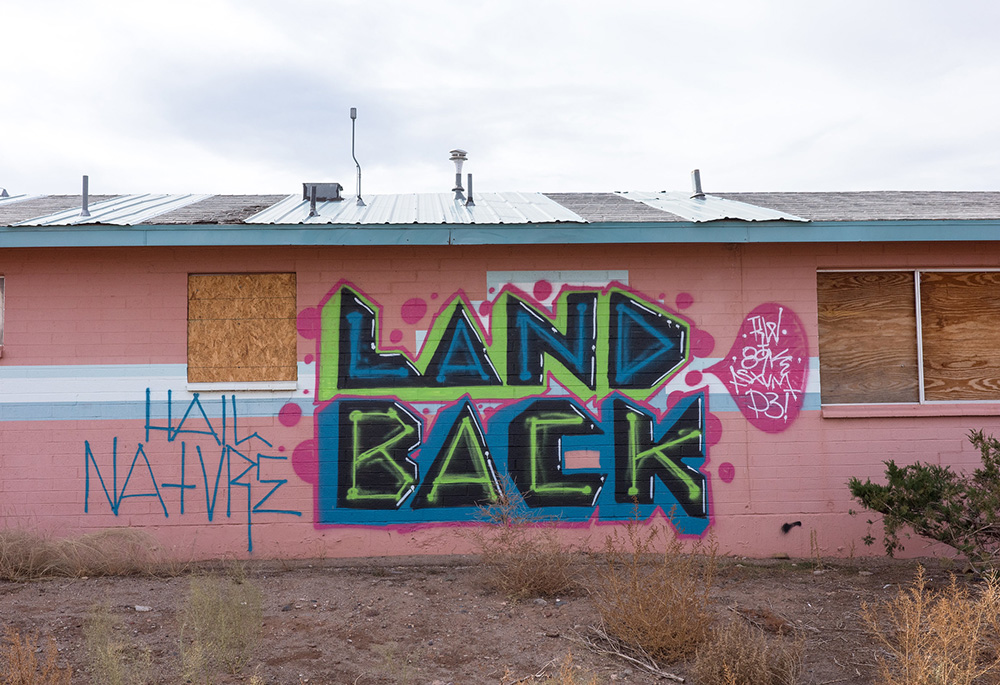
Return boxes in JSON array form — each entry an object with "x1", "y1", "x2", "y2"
[
  {"x1": 817, "y1": 271, "x2": 919, "y2": 404},
  {"x1": 921, "y1": 272, "x2": 1000, "y2": 401},
  {"x1": 188, "y1": 273, "x2": 297, "y2": 384}
]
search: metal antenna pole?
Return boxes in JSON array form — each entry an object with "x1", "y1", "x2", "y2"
[{"x1": 351, "y1": 108, "x2": 365, "y2": 207}]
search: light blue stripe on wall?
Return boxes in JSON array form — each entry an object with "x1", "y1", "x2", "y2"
[{"x1": 0, "y1": 362, "x2": 820, "y2": 421}]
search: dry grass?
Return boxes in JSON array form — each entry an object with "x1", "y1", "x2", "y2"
[
  {"x1": 472, "y1": 479, "x2": 580, "y2": 599},
  {"x1": 498, "y1": 651, "x2": 598, "y2": 684},
  {"x1": 0, "y1": 528, "x2": 166, "y2": 581},
  {"x1": 0, "y1": 531, "x2": 66, "y2": 581},
  {"x1": 692, "y1": 619, "x2": 803, "y2": 685},
  {"x1": 0, "y1": 628, "x2": 72, "y2": 685},
  {"x1": 180, "y1": 572, "x2": 264, "y2": 680},
  {"x1": 863, "y1": 566, "x2": 1000, "y2": 685},
  {"x1": 591, "y1": 513, "x2": 717, "y2": 664},
  {"x1": 82, "y1": 604, "x2": 151, "y2": 685},
  {"x1": 547, "y1": 651, "x2": 599, "y2": 684}
]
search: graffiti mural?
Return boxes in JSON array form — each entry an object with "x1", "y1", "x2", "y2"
[
  {"x1": 75, "y1": 279, "x2": 809, "y2": 548},
  {"x1": 84, "y1": 390, "x2": 301, "y2": 551},
  {"x1": 299, "y1": 282, "x2": 717, "y2": 534}
]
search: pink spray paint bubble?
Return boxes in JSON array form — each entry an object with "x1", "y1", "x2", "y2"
[
  {"x1": 401, "y1": 298, "x2": 427, "y2": 325},
  {"x1": 705, "y1": 303, "x2": 809, "y2": 434},
  {"x1": 278, "y1": 402, "x2": 302, "y2": 427},
  {"x1": 296, "y1": 308, "x2": 321, "y2": 340},
  {"x1": 292, "y1": 440, "x2": 319, "y2": 484}
]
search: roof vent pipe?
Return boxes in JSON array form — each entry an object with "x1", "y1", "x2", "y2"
[
  {"x1": 350, "y1": 108, "x2": 365, "y2": 207},
  {"x1": 690, "y1": 169, "x2": 705, "y2": 200},
  {"x1": 465, "y1": 173, "x2": 475, "y2": 207},
  {"x1": 450, "y1": 149, "x2": 467, "y2": 201},
  {"x1": 80, "y1": 175, "x2": 91, "y2": 218},
  {"x1": 308, "y1": 185, "x2": 318, "y2": 218},
  {"x1": 0, "y1": 188, "x2": 8, "y2": 198}
]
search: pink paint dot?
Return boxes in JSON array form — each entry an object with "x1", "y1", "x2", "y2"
[
  {"x1": 304, "y1": 354, "x2": 314, "y2": 365},
  {"x1": 292, "y1": 440, "x2": 318, "y2": 484},
  {"x1": 489, "y1": 287, "x2": 496, "y2": 294},
  {"x1": 478, "y1": 301, "x2": 492, "y2": 317},
  {"x1": 685, "y1": 370, "x2": 703, "y2": 386},
  {"x1": 675, "y1": 293, "x2": 694, "y2": 310},
  {"x1": 296, "y1": 308, "x2": 321, "y2": 340},
  {"x1": 422, "y1": 408, "x2": 431, "y2": 414},
  {"x1": 279, "y1": 445, "x2": 286, "y2": 452},
  {"x1": 533, "y1": 279, "x2": 553, "y2": 301},
  {"x1": 278, "y1": 403, "x2": 302, "y2": 427},
  {"x1": 718, "y1": 462, "x2": 735, "y2": 483},
  {"x1": 691, "y1": 328, "x2": 716, "y2": 357},
  {"x1": 658, "y1": 292, "x2": 666, "y2": 301},
  {"x1": 707, "y1": 413, "x2": 723, "y2": 446},
  {"x1": 431, "y1": 292, "x2": 438, "y2": 300},
  {"x1": 401, "y1": 298, "x2": 427, "y2": 325},
  {"x1": 303, "y1": 389, "x2": 310, "y2": 395},
  {"x1": 390, "y1": 329, "x2": 403, "y2": 344}
]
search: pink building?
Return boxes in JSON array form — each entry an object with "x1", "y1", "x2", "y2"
[{"x1": 1, "y1": 186, "x2": 998, "y2": 560}]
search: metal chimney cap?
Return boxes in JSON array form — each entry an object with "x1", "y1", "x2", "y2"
[
  {"x1": 302, "y1": 182, "x2": 344, "y2": 202},
  {"x1": 449, "y1": 149, "x2": 468, "y2": 161}
]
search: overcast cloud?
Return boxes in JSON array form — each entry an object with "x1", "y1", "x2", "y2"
[{"x1": 2, "y1": 0, "x2": 999, "y2": 195}]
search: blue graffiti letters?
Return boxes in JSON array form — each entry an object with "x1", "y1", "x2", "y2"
[
  {"x1": 84, "y1": 391, "x2": 300, "y2": 551},
  {"x1": 315, "y1": 393, "x2": 709, "y2": 535}
]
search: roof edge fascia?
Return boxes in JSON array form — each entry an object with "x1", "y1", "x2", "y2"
[{"x1": 0, "y1": 219, "x2": 999, "y2": 248}]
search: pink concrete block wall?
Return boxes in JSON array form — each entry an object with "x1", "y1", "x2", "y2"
[{"x1": 0, "y1": 242, "x2": 997, "y2": 561}]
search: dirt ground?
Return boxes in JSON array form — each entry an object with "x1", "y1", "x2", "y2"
[{"x1": 0, "y1": 554, "x2": 962, "y2": 684}]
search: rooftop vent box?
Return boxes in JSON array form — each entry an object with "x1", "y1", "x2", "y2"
[{"x1": 302, "y1": 182, "x2": 344, "y2": 202}]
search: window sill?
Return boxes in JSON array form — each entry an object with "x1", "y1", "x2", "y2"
[
  {"x1": 822, "y1": 403, "x2": 1000, "y2": 419},
  {"x1": 186, "y1": 381, "x2": 298, "y2": 392}
]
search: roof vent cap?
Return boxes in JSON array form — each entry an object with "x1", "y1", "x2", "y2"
[
  {"x1": 302, "y1": 182, "x2": 344, "y2": 203},
  {"x1": 450, "y1": 149, "x2": 468, "y2": 200}
]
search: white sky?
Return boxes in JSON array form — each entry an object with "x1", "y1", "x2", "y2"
[{"x1": 2, "y1": 1, "x2": 999, "y2": 195}]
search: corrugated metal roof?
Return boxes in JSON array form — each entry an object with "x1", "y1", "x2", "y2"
[
  {"x1": 6, "y1": 191, "x2": 1000, "y2": 228},
  {"x1": 617, "y1": 191, "x2": 808, "y2": 223},
  {"x1": 245, "y1": 192, "x2": 586, "y2": 225},
  {"x1": 0, "y1": 193, "x2": 46, "y2": 206},
  {"x1": 17, "y1": 193, "x2": 214, "y2": 226}
]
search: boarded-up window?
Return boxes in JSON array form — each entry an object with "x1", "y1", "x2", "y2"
[
  {"x1": 817, "y1": 272, "x2": 918, "y2": 404},
  {"x1": 920, "y1": 272, "x2": 1000, "y2": 401},
  {"x1": 188, "y1": 273, "x2": 297, "y2": 383},
  {"x1": 818, "y1": 270, "x2": 1000, "y2": 404}
]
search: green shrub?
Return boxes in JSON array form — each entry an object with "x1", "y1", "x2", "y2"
[{"x1": 849, "y1": 429, "x2": 1000, "y2": 569}]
